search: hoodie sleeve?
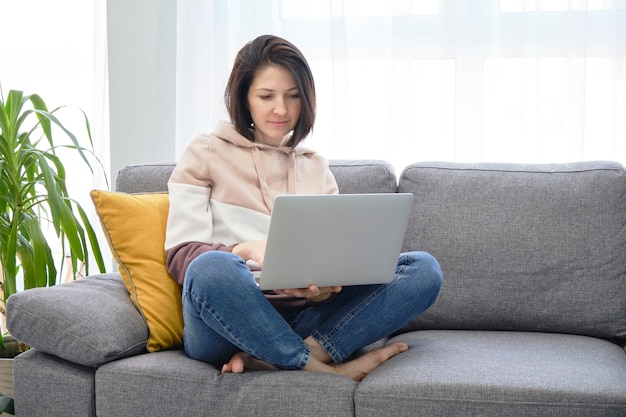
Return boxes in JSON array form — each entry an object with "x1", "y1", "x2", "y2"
[
  {"x1": 165, "y1": 135, "x2": 232, "y2": 284},
  {"x1": 165, "y1": 241, "x2": 236, "y2": 285},
  {"x1": 326, "y1": 165, "x2": 339, "y2": 195}
]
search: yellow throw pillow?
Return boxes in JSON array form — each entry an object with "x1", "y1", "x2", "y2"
[{"x1": 90, "y1": 190, "x2": 183, "y2": 352}]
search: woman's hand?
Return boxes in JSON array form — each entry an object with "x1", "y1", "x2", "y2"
[
  {"x1": 234, "y1": 241, "x2": 341, "y2": 302},
  {"x1": 232, "y1": 240, "x2": 266, "y2": 266},
  {"x1": 280, "y1": 285, "x2": 342, "y2": 303}
]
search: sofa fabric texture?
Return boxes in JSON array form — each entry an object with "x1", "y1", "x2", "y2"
[
  {"x1": 399, "y1": 161, "x2": 626, "y2": 338},
  {"x1": 7, "y1": 159, "x2": 626, "y2": 417},
  {"x1": 7, "y1": 273, "x2": 148, "y2": 367}
]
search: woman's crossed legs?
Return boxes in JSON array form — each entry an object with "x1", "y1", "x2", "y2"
[{"x1": 183, "y1": 251, "x2": 442, "y2": 381}]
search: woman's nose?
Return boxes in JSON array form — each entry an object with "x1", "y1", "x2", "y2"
[{"x1": 273, "y1": 99, "x2": 287, "y2": 115}]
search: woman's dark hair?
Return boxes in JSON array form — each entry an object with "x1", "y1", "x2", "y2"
[{"x1": 225, "y1": 35, "x2": 316, "y2": 147}]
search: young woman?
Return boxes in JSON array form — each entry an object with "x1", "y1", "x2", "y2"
[{"x1": 165, "y1": 34, "x2": 443, "y2": 381}]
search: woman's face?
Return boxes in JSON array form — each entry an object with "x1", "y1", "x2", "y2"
[{"x1": 247, "y1": 65, "x2": 302, "y2": 147}]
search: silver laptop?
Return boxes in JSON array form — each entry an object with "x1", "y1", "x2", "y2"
[{"x1": 254, "y1": 193, "x2": 413, "y2": 290}]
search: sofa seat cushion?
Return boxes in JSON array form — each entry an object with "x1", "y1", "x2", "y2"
[
  {"x1": 95, "y1": 350, "x2": 356, "y2": 417},
  {"x1": 355, "y1": 330, "x2": 626, "y2": 417},
  {"x1": 6, "y1": 274, "x2": 148, "y2": 367},
  {"x1": 399, "y1": 161, "x2": 626, "y2": 338}
]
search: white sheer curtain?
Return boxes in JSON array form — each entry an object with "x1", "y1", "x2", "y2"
[
  {"x1": 176, "y1": 0, "x2": 626, "y2": 172},
  {"x1": 0, "y1": 0, "x2": 111, "y2": 274},
  {"x1": 0, "y1": 0, "x2": 109, "y2": 191}
]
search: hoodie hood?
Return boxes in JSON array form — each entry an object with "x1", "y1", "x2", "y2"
[
  {"x1": 213, "y1": 120, "x2": 316, "y2": 154},
  {"x1": 213, "y1": 121, "x2": 318, "y2": 211}
]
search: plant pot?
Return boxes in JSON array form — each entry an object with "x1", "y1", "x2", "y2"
[
  {"x1": 0, "y1": 357, "x2": 11, "y2": 398},
  {"x1": 0, "y1": 336, "x2": 19, "y2": 416},
  {"x1": 0, "y1": 335, "x2": 22, "y2": 398},
  {"x1": 0, "y1": 357, "x2": 13, "y2": 416},
  {"x1": 0, "y1": 335, "x2": 21, "y2": 399}
]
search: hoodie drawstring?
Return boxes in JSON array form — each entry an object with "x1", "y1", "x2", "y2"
[
  {"x1": 251, "y1": 147, "x2": 273, "y2": 211},
  {"x1": 287, "y1": 152, "x2": 296, "y2": 194},
  {"x1": 251, "y1": 147, "x2": 297, "y2": 212}
]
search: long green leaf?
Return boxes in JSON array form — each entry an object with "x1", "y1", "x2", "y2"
[
  {"x1": 32, "y1": 152, "x2": 66, "y2": 234},
  {"x1": 0, "y1": 102, "x2": 10, "y2": 139},
  {"x1": 76, "y1": 202, "x2": 105, "y2": 273},
  {"x1": 2, "y1": 207, "x2": 20, "y2": 300},
  {"x1": 4, "y1": 91, "x2": 24, "y2": 146},
  {"x1": 34, "y1": 151, "x2": 89, "y2": 262},
  {"x1": 27, "y1": 94, "x2": 52, "y2": 144},
  {"x1": 22, "y1": 212, "x2": 55, "y2": 289},
  {"x1": 32, "y1": 107, "x2": 93, "y2": 170}
]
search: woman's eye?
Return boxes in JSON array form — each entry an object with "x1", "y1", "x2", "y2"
[
  {"x1": 260, "y1": 95, "x2": 272, "y2": 100},
  {"x1": 289, "y1": 94, "x2": 300, "y2": 99}
]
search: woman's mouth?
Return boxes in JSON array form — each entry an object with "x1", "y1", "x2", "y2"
[{"x1": 269, "y1": 120, "x2": 289, "y2": 127}]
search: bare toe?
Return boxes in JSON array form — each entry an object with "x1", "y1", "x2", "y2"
[
  {"x1": 222, "y1": 352, "x2": 246, "y2": 374},
  {"x1": 221, "y1": 352, "x2": 277, "y2": 375}
]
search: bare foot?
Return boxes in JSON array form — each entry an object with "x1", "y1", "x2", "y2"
[
  {"x1": 335, "y1": 342, "x2": 408, "y2": 381},
  {"x1": 305, "y1": 341, "x2": 409, "y2": 382},
  {"x1": 221, "y1": 352, "x2": 277, "y2": 374},
  {"x1": 221, "y1": 342, "x2": 408, "y2": 382}
]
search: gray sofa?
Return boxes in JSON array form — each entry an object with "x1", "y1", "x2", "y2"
[{"x1": 7, "y1": 159, "x2": 626, "y2": 416}]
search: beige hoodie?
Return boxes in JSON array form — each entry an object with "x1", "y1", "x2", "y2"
[{"x1": 165, "y1": 121, "x2": 338, "y2": 290}]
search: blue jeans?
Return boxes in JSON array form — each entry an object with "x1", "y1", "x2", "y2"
[{"x1": 182, "y1": 251, "x2": 443, "y2": 369}]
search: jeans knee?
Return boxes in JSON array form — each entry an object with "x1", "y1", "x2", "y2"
[
  {"x1": 185, "y1": 251, "x2": 247, "y2": 294},
  {"x1": 421, "y1": 251, "x2": 444, "y2": 288},
  {"x1": 403, "y1": 251, "x2": 444, "y2": 299}
]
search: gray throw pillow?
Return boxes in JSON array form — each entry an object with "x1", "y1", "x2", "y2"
[{"x1": 6, "y1": 274, "x2": 149, "y2": 367}]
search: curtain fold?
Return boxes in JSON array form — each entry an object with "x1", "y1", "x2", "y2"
[{"x1": 176, "y1": 0, "x2": 626, "y2": 171}]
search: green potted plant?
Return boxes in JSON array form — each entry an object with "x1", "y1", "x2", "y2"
[
  {"x1": 0, "y1": 88, "x2": 106, "y2": 332},
  {"x1": 0, "y1": 88, "x2": 106, "y2": 350},
  {"x1": 0, "y1": 88, "x2": 108, "y2": 413}
]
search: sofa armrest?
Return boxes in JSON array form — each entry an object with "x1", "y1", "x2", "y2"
[{"x1": 6, "y1": 273, "x2": 149, "y2": 367}]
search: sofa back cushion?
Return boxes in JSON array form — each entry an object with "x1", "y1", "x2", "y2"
[
  {"x1": 328, "y1": 159, "x2": 398, "y2": 194},
  {"x1": 399, "y1": 161, "x2": 626, "y2": 339},
  {"x1": 115, "y1": 163, "x2": 175, "y2": 193},
  {"x1": 115, "y1": 159, "x2": 398, "y2": 194}
]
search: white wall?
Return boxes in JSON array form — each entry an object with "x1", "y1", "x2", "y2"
[{"x1": 107, "y1": 0, "x2": 177, "y2": 187}]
